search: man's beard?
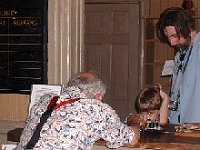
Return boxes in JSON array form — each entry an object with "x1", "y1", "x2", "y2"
[{"x1": 173, "y1": 36, "x2": 191, "y2": 52}]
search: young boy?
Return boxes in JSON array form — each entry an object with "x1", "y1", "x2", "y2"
[{"x1": 128, "y1": 84, "x2": 169, "y2": 129}]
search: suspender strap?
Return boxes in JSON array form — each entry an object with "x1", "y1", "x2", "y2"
[
  {"x1": 25, "y1": 96, "x2": 80, "y2": 149},
  {"x1": 25, "y1": 96, "x2": 59, "y2": 149}
]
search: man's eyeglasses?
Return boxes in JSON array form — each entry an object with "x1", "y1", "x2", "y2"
[{"x1": 167, "y1": 34, "x2": 179, "y2": 42}]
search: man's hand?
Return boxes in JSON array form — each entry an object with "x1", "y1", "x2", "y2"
[
  {"x1": 127, "y1": 113, "x2": 140, "y2": 126},
  {"x1": 131, "y1": 125, "x2": 140, "y2": 145},
  {"x1": 126, "y1": 113, "x2": 141, "y2": 145}
]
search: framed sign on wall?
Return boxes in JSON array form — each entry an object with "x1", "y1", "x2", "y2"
[{"x1": 0, "y1": 0, "x2": 48, "y2": 93}]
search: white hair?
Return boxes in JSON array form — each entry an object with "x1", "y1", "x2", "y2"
[{"x1": 78, "y1": 79, "x2": 106, "y2": 99}]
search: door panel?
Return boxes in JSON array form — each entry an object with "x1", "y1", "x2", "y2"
[{"x1": 85, "y1": 2, "x2": 140, "y2": 119}]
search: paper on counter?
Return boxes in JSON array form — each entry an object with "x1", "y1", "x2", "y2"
[
  {"x1": 29, "y1": 84, "x2": 62, "y2": 114},
  {"x1": 161, "y1": 60, "x2": 174, "y2": 77}
]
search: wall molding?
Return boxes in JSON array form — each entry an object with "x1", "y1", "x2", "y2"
[{"x1": 48, "y1": 0, "x2": 84, "y2": 85}]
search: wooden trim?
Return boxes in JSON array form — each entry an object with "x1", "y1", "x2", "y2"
[{"x1": 85, "y1": 0, "x2": 142, "y2": 4}]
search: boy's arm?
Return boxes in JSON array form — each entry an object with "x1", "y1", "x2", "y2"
[{"x1": 159, "y1": 89, "x2": 169, "y2": 125}]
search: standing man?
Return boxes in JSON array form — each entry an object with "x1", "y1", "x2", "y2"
[{"x1": 156, "y1": 7, "x2": 200, "y2": 124}]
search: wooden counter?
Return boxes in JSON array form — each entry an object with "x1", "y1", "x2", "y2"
[
  {"x1": 95, "y1": 125, "x2": 200, "y2": 150},
  {"x1": 6, "y1": 125, "x2": 200, "y2": 150}
]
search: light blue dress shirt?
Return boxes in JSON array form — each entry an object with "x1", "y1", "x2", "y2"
[{"x1": 170, "y1": 32, "x2": 200, "y2": 124}]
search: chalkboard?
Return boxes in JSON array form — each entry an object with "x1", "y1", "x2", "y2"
[{"x1": 0, "y1": 0, "x2": 48, "y2": 93}]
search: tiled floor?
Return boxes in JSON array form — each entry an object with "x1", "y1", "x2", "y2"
[{"x1": 0, "y1": 121, "x2": 25, "y2": 149}]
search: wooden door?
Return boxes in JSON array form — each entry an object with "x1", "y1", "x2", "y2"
[{"x1": 85, "y1": 1, "x2": 141, "y2": 120}]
